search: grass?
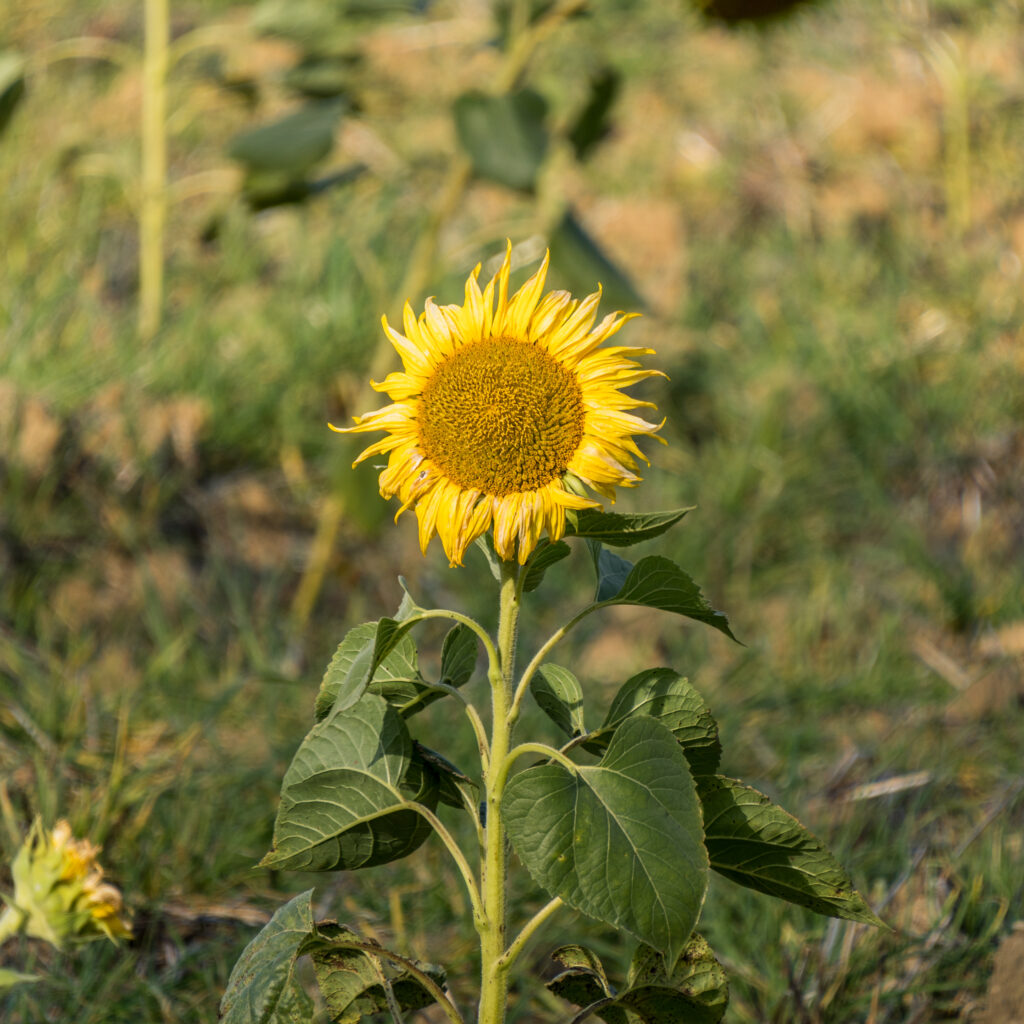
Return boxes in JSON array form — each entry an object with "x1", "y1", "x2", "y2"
[{"x1": 2, "y1": 0, "x2": 1024, "y2": 1020}]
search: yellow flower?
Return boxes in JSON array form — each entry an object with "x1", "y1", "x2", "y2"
[
  {"x1": 1, "y1": 819, "x2": 132, "y2": 949},
  {"x1": 334, "y1": 246, "x2": 664, "y2": 566}
]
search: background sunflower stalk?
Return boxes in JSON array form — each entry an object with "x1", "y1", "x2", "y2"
[{"x1": 220, "y1": 250, "x2": 883, "y2": 1024}]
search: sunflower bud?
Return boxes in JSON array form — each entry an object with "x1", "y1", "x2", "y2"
[{"x1": 1, "y1": 819, "x2": 132, "y2": 949}]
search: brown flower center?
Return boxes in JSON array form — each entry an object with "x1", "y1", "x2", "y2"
[{"x1": 416, "y1": 339, "x2": 585, "y2": 496}]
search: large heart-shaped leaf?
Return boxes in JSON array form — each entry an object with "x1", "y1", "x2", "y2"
[
  {"x1": 584, "y1": 668, "x2": 721, "y2": 775},
  {"x1": 697, "y1": 775, "x2": 884, "y2": 926},
  {"x1": 220, "y1": 890, "x2": 316, "y2": 1024},
  {"x1": 263, "y1": 695, "x2": 434, "y2": 871},
  {"x1": 504, "y1": 717, "x2": 708, "y2": 964},
  {"x1": 603, "y1": 556, "x2": 736, "y2": 641},
  {"x1": 567, "y1": 508, "x2": 693, "y2": 547}
]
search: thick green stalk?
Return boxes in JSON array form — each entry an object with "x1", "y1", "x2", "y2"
[
  {"x1": 478, "y1": 561, "x2": 521, "y2": 1024},
  {"x1": 139, "y1": 0, "x2": 168, "y2": 339}
]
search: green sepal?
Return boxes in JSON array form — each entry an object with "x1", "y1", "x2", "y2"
[
  {"x1": 697, "y1": 775, "x2": 886, "y2": 927},
  {"x1": 583, "y1": 668, "x2": 722, "y2": 775},
  {"x1": 0, "y1": 968, "x2": 40, "y2": 992}
]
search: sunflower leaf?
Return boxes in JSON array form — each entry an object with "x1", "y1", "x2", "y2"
[
  {"x1": 602, "y1": 556, "x2": 737, "y2": 641},
  {"x1": 567, "y1": 508, "x2": 694, "y2": 546},
  {"x1": 586, "y1": 540, "x2": 634, "y2": 602},
  {"x1": 697, "y1": 775, "x2": 885, "y2": 927},
  {"x1": 228, "y1": 99, "x2": 344, "y2": 176},
  {"x1": 530, "y1": 663, "x2": 586, "y2": 738},
  {"x1": 550, "y1": 208, "x2": 645, "y2": 312},
  {"x1": 523, "y1": 539, "x2": 571, "y2": 592},
  {"x1": 220, "y1": 890, "x2": 316, "y2": 1024},
  {"x1": 262, "y1": 695, "x2": 435, "y2": 871},
  {"x1": 310, "y1": 924, "x2": 446, "y2": 1024},
  {"x1": 316, "y1": 622, "x2": 425, "y2": 722},
  {"x1": 547, "y1": 938, "x2": 729, "y2": 1024},
  {"x1": 583, "y1": 668, "x2": 722, "y2": 775},
  {"x1": 504, "y1": 717, "x2": 708, "y2": 965}
]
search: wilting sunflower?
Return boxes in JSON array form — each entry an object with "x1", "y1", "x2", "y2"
[{"x1": 334, "y1": 246, "x2": 664, "y2": 566}]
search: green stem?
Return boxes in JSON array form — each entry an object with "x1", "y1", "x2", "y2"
[
  {"x1": 502, "y1": 742, "x2": 578, "y2": 779},
  {"x1": 478, "y1": 561, "x2": 521, "y2": 1024},
  {"x1": 507, "y1": 604, "x2": 599, "y2": 724},
  {"x1": 405, "y1": 803, "x2": 484, "y2": 928},
  {"x1": 139, "y1": 0, "x2": 168, "y2": 339},
  {"x1": 498, "y1": 897, "x2": 563, "y2": 971}
]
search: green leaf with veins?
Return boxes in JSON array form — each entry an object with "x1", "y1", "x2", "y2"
[
  {"x1": 603, "y1": 556, "x2": 737, "y2": 641},
  {"x1": 219, "y1": 890, "x2": 316, "y2": 1024},
  {"x1": 504, "y1": 717, "x2": 708, "y2": 965},
  {"x1": 262, "y1": 695, "x2": 435, "y2": 871},
  {"x1": 530, "y1": 663, "x2": 586, "y2": 739},
  {"x1": 566, "y1": 508, "x2": 693, "y2": 546},
  {"x1": 584, "y1": 668, "x2": 721, "y2": 775},
  {"x1": 523, "y1": 538, "x2": 571, "y2": 593},
  {"x1": 697, "y1": 775, "x2": 885, "y2": 926}
]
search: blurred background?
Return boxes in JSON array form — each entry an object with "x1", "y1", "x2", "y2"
[{"x1": 2, "y1": 0, "x2": 1023, "y2": 1020}]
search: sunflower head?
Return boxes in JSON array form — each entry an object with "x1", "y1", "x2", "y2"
[
  {"x1": 334, "y1": 245, "x2": 664, "y2": 566},
  {"x1": 7, "y1": 819, "x2": 132, "y2": 948}
]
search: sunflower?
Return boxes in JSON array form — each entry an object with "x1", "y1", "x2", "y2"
[{"x1": 333, "y1": 245, "x2": 664, "y2": 566}]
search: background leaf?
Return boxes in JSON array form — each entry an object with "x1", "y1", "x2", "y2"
[
  {"x1": 263, "y1": 695, "x2": 435, "y2": 871},
  {"x1": 568, "y1": 67, "x2": 620, "y2": 161},
  {"x1": 530, "y1": 663, "x2": 586, "y2": 739},
  {"x1": 504, "y1": 717, "x2": 709, "y2": 964},
  {"x1": 549, "y1": 208, "x2": 645, "y2": 312},
  {"x1": 0, "y1": 52, "x2": 26, "y2": 140},
  {"x1": 453, "y1": 89, "x2": 549, "y2": 191},
  {"x1": 697, "y1": 775, "x2": 884, "y2": 926},
  {"x1": 228, "y1": 100, "x2": 344, "y2": 176},
  {"x1": 584, "y1": 668, "x2": 722, "y2": 775},
  {"x1": 604, "y1": 556, "x2": 736, "y2": 640},
  {"x1": 220, "y1": 890, "x2": 316, "y2": 1024}
]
